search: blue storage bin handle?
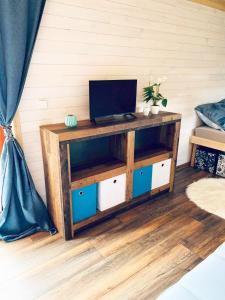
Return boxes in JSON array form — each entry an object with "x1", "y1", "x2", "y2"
[
  {"x1": 79, "y1": 191, "x2": 84, "y2": 196},
  {"x1": 140, "y1": 171, "x2": 144, "y2": 176}
]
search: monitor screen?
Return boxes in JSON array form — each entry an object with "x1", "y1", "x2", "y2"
[{"x1": 89, "y1": 80, "x2": 137, "y2": 120}]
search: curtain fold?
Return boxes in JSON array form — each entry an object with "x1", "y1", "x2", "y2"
[{"x1": 0, "y1": 0, "x2": 56, "y2": 241}]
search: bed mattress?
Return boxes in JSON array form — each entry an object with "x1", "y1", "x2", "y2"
[{"x1": 195, "y1": 126, "x2": 225, "y2": 143}]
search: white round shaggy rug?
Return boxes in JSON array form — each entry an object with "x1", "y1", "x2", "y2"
[{"x1": 186, "y1": 178, "x2": 225, "y2": 219}]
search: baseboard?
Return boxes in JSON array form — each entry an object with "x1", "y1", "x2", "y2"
[{"x1": 176, "y1": 162, "x2": 190, "y2": 170}]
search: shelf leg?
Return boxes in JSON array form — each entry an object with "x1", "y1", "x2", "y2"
[
  {"x1": 170, "y1": 121, "x2": 181, "y2": 192},
  {"x1": 59, "y1": 142, "x2": 74, "y2": 240},
  {"x1": 126, "y1": 131, "x2": 135, "y2": 201},
  {"x1": 190, "y1": 144, "x2": 198, "y2": 167}
]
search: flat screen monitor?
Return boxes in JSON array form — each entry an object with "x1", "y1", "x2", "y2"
[{"x1": 89, "y1": 79, "x2": 137, "y2": 121}]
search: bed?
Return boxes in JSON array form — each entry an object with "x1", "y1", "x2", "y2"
[
  {"x1": 190, "y1": 126, "x2": 225, "y2": 167},
  {"x1": 191, "y1": 99, "x2": 225, "y2": 166}
]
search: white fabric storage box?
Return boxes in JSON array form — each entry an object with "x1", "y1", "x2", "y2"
[
  {"x1": 152, "y1": 159, "x2": 171, "y2": 189},
  {"x1": 98, "y1": 174, "x2": 126, "y2": 211}
]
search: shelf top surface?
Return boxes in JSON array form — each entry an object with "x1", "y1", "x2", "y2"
[{"x1": 41, "y1": 111, "x2": 181, "y2": 142}]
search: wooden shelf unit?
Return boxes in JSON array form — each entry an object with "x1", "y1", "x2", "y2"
[{"x1": 40, "y1": 112, "x2": 181, "y2": 240}]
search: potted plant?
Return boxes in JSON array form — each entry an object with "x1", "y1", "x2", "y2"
[{"x1": 143, "y1": 80, "x2": 167, "y2": 115}]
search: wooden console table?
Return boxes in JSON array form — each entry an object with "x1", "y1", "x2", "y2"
[{"x1": 40, "y1": 112, "x2": 181, "y2": 240}]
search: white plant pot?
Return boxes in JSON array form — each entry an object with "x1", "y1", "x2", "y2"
[
  {"x1": 137, "y1": 102, "x2": 144, "y2": 113},
  {"x1": 143, "y1": 102, "x2": 151, "y2": 116},
  {"x1": 143, "y1": 106, "x2": 150, "y2": 116},
  {"x1": 151, "y1": 105, "x2": 160, "y2": 115}
]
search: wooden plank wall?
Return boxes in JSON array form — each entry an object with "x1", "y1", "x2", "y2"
[{"x1": 17, "y1": 0, "x2": 225, "y2": 201}]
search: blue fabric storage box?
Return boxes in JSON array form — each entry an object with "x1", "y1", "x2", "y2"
[
  {"x1": 72, "y1": 184, "x2": 97, "y2": 223},
  {"x1": 133, "y1": 165, "x2": 152, "y2": 198}
]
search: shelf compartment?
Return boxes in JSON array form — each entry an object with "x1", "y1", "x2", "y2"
[
  {"x1": 134, "y1": 124, "x2": 175, "y2": 168},
  {"x1": 71, "y1": 158, "x2": 126, "y2": 189},
  {"x1": 134, "y1": 145, "x2": 173, "y2": 169},
  {"x1": 72, "y1": 182, "x2": 170, "y2": 232},
  {"x1": 70, "y1": 132, "x2": 127, "y2": 188}
]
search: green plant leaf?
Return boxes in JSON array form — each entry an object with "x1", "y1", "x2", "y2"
[
  {"x1": 162, "y1": 99, "x2": 168, "y2": 107},
  {"x1": 143, "y1": 83, "x2": 168, "y2": 106},
  {"x1": 143, "y1": 86, "x2": 154, "y2": 102}
]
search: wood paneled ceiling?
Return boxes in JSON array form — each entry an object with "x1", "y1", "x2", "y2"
[{"x1": 191, "y1": 0, "x2": 225, "y2": 11}]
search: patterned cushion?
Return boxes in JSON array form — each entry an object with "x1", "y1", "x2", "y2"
[
  {"x1": 195, "y1": 126, "x2": 225, "y2": 143},
  {"x1": 195, "y1": 147, "x2": 218, "y2": 174},
  {"x1": 216, "y1": 154, "x2": 225, "y2": 178},
  {"x1": 195, "y1": 99, "x2": 225, "y2": 131}
]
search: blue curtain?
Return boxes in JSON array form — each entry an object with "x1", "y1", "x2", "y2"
[{"x1": 0, "y1": 0, "x2": 56, "y2": 241}]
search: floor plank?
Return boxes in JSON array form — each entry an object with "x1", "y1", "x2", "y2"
[{"x1": 0, "y1": 167, "x2": 224, "y2": 300}]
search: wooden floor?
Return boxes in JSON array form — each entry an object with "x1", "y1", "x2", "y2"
[{"x1": 1, "y1": 167, "x2": 225, "y2": 300}]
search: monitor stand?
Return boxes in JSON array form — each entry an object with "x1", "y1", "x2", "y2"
[{"x1": 92, "y1": 113, "x2": 136, "y2": 126}]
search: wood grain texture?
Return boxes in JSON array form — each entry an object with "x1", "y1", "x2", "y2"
[
  {"x1": 59, "y1": 142, "x2": 73, "y2": 240},
  {"x1": 126, "y1": 131, "x2": 135, "y2": 201},
  {"x1": 0, "y1": 167, "x2": 224, "y2": 300},
  {"x1": 134, "y1": 149, "x2": 173, "y2": 169},
  {"x1": 40, "y1": 128, "x2": 63, "y2": 234},
  {"x1": 170, "y1": 121, "x2": 181, "y2": 192},
  {"x1": 110, "y1": 132, "x2": 127, "y2": 162},
  {"x1": 191, "y1": 143, "x2": 198, "y2": 167},
  {"x1": 41, "y1": 112, "x2": 181, "y2": 142},
  {"x1": 191, "y1": 0, "x2": 225, "y2": 11},
  {"x1": 190, "y1": 135, "x2": 225, "y2": 152},
  {"x1": 71, "y1": 163, "x2": 127, "y2": 189}
]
